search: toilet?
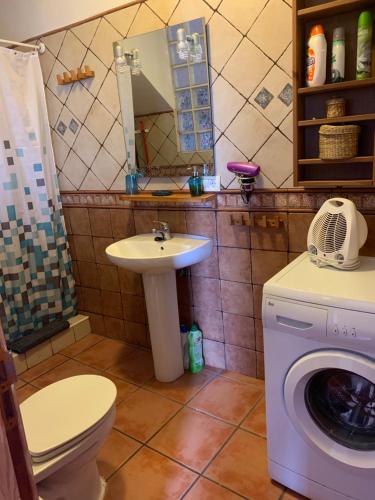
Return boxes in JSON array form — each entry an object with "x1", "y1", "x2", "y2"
[{"x1": 20, "y1": 374, "x2": 117, "y2": 500}]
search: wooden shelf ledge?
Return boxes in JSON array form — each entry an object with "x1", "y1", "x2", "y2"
[
  {"x1": 298, "y1": 77, "x2": 375, "y2": 95},
  {"x1": 119, "y1": 192, "x2": 216, "y2": 204},
  {"x1": 298, "y1": 113, "x2": 375, "y2": 127},
  {"x1": 298, "y1": 179, "x2": 373, "y2": 187},
  {"x1": 297, "y1": 0, "x2": 374, "y2": 19},
  {"x1": 298, "y1": 156, "x2": 374, "y2": 165}
]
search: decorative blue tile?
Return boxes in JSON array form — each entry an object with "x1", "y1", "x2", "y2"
[
  {"x1": 57, "y1": 121, "x2": 67, "y2": 135},
  {"x1": 255, "y1": 88, "x2": 274, "y2": 109},
  {"x1": 278, "y1": 83, "x2": 292, "y2": 106},
  {"x1": 69, "y1": 118, "x2": 79, "y2": 134}
]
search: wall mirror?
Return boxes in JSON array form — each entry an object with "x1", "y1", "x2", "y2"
[{"x1": 113, "y1": 17, "x2": 214, "y2": 177}]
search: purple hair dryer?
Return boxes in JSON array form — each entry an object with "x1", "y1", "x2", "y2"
[{"x1": 227, "y1": 162, "x2": 260, "y2": 202}]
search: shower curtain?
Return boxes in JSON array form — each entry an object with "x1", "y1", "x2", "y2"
[{"x1": 0, "y1": 47, "x2": 76, "y2": 342}]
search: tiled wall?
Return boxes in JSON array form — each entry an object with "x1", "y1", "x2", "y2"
[
  {"x1": 62, "y1": 190, "x2": 375, "y2": 379},
  {"x1": 36, "y1": 0, "x2": 292, "y2": 191}
]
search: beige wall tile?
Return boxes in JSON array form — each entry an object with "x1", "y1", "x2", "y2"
[
  {"x1": 225, "y1": 345, "x2": 256, "y2": 377},
  {"x1": 250, "y1": 213, "x2": 288, "y2": 251},
  {"x1": 203, "y1": 339, "x2": 226, "y2": 369},
  {"x1": 73, "y1": 317, "x2": 92, "y2": 340},
  {"x1": 89, "y1": 208, "x2": 113, "y2": 237},
  {"x1": 254, "y1": 319, "x2": 263, "y2": 352},
  {"x1": 253, "y1": 285, "x2": 263, "y2": 319},
  {"x1": 288, "y1": 213, "x2": 315, "y2": 253},
  {"x1": 86, "y1": 313, "x2": 106, "y2": 336},
  {"x1": 26, "y1": 341, "x2": 53, "y2": 369},
  {"x1": 93, "y1": 236, "x2": 115, "y2": 264},
  {"x1": 194, "y1": 307, "x2": 224, "y2": 342},
  {"x1": 118, "y1": 267, "x2": 143, "y2": 296},
  {"x1": 217, "y1": 212, "x2": 250, "y2": 248},
  {"x1": 191, "y1": 276, "x2": 221, "y2": 311},
  {"x1": 123, "y1": 295, "x2": 147, "y2": 324},
  {"x1": 73, "y1": 235, "x2": 95, "y2": 262},
  {"x1": 251, "y1": 250, "x2": 288, "y2": 285},
  {"x1": 221, "y1": 281, "x2": 253, "y2": 317},
  {"x1": 218, "y1": 247, "x2": 251, "y2": 283},
  {"x1": 76, "y1": 286, "x2": 102, "y2": 314},
  {"x1": 191, "y1": 246, "x2": 219, "y2": 279},
  {"x1": 98, "y1": 264, "x2": 120, "y2": 291},
  {"x1": 186, "y1": 210, "x2": 217, "y2": 243},
  {"x1": 223, "y1": 313, "x2": 255, "y2": 349},
  {"x1": 124, "y1": 321, "x2": 148, "y2": 347},
  {"x1": 104, "y1": 316, "x2": 126, "y2": 341},
  {"x1": 134, "y1": 210, "x2": 158, "y2": 234},
  {"x1": 101, "y1": 290, "x2": 123, "y2": 319},
  {"x1": 361, "y1": 215, "x2": 375, "y2": 256},
  {"x1": 110, "y1": 209, "x2": 135, "y2": 239},
  {"x1": 51, "y1": 328, "x2": 75, "y2": 353},
  {"x1": 68, "y1": 207, "x2": 91, "y2": 235},
  {"x1": 77, "y1": 261, "x2": 99, "y2": 287},
  {"x1": 256, "y1": 351, "x2": 265, "y2": 379},
  {"x1": 158, "y1": 210, "x2": 187, "y2": 233}
]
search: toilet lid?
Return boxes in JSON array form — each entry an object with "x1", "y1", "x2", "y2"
[{"x1": 20, "y1": 375, "x2": 117, "y2": 458}]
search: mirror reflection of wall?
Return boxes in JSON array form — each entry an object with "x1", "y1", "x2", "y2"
[{"x1": 114, "y1": 17, "x2": 214, "y2": 177}]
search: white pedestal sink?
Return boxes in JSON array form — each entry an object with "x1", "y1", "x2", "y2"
[{"x1": 105, "y1": 234, "x2": 212, "y2": 382}]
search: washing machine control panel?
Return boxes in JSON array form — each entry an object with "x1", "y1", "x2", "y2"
[{"x1": 328, "y1": 308, "x2": 375, "y2": 342}]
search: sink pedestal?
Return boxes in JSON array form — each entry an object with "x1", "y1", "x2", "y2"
[{"x1": 142, "y1": 270, "x2": 184, "y2": 382}]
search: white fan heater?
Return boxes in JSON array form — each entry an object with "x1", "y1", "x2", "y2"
[{"x1": 307, "y1": 198, "x2": 368, "y2": 270}]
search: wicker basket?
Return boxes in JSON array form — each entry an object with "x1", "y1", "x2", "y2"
[
  {"x1": 326, "y1": 97, "x2": 346, "y2": 118},
  {"x1": 319, "y1": 124, "x2": 360, "y2": 160}
]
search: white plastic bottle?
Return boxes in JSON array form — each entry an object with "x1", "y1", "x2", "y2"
[
  {"x1": 331, "y1": 27, "x2": 345, "y2": 82},
  {"x1": 306, "y1": 25, "x2": 327, "y2": 87}
]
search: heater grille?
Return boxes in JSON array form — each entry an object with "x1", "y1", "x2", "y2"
[{"x1": 312, "y1": 212, "x2": 347, "y2": 253}]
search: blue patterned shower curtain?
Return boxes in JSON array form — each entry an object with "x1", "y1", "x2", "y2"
[{"x1": 0, "y1": 47, "x2": 76, "y2": 342}]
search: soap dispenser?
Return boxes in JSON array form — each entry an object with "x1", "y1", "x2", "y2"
[{"x1": 188, "y1": 166, "x2": 204, "y2": 196}]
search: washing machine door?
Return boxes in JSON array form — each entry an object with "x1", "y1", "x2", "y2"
[{"x1": 284, "y1": 349, "x2": 375, "y2": 469}]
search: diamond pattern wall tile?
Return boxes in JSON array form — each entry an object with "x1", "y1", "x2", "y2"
[
  {"x1": 127, "y1": 4, "x2": 165, "y2": 37},
  {"x1": 45, "y1": 88, "x2": 63, "y2": 128},
  {"x1": 90, "y1": 147, "x2": 121, "y2": 188},
  {"x1": 159, "y1": 137, "x2": 178, "y2": 164},
  {"x1": 208, "y1": 12, "x2": 242, "y2": 73},
  {"x1": 248, "y1": 0, "x2": 292, "y2": 61},
  {"x1": 80, "y1": 169, "x2": 106, "y2": 190},
  {"x1": 169, "y1": 0, "x2": 213, "y2": 26},
  {"x1": 110, "y1": 169, "x2": 126, "y2": 190},
  {"x1": 84, "y1": 100, "x2": 115, "y2": 144},
  {"x1": 250, "y1": 65, "x2": 292, "y2": 126},
  {"x1": 279, "y1": 111, "x2": 293, "y2": 142},
  {"x1": 39, "y1": 48, "x2": 55, "y2": 84},
  {"x1": 253, "y1": 130, "x2": 292, "y2": 187},
  {"x1": 215, "y1": 134, "x2": 247, "y2": 188},
  {"x1": 221, "y1": 38, "x2": 272, "y2": 98},
  {"x1": 41, "y1": 31, "x2": 66, "y2": 57},
  {"x1": 72, "y1": 126, "x2": 100, "y2": 167},
  {"x1": 58, "y1": 171, "x2": 76, "y2": 190},
  {"x1": 71, "y1": 19, "x2": 100, "y2": 47},
  {"x1": 154, "y1": 113, "x2": 175, "y2": 136},
  {"x1": 147, "y1": 124, "x2": 167, "y2": 150},
  {"x1": 225, "y1": 103, "x2": 275, "y2": 159},
  {"x1": 47, "y1": 59, "x2": 72, "y2": 104},
  {"x1": 58, "y1": 31, "x2": 87, "y2": 69},
  {"x1": 278, "y1": 43, "x2": 292, "y2": 77},
  {"x1": 147, "y1": 0, "x2": 179, "y2": 24},
  {"x1": 80, "y1": 50, "x2": 108, "y2": 97},
  {"x1": 97, "y1": 70, "x2": 120, "y2": 117},
  {"x1": 211, "y1": 76, "x2": 245, "y2": 133},
  {"x1": 90, "y1": 18, "x2": 121, "y2": 68},
  {"x1": 51, "y1": 130, "x2": 70, "y2": 169},
  {"x1": 103, "y1": 121, "x2": 127, "y2": 165},
  {"x1": 56, "y1": 107, "x2": 82, "y2": 147},
  {"x1": 105, "y1": 4, "x2": 140, "y2": 36},
  {"x1": 218, "y1": 0, "x2": 268, "y2": 35},
  {"x1": 66, "y1": 82, "x2": 95, "y2": 123},
  {"x1": 62, "y1": 150, "x2": 88, "y2": 188},
  {"x1": 280, "y1": 174, "x2": 293, "y2": 188}
]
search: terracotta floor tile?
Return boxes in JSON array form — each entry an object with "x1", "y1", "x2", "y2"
[
  {"x1": 107, "y1": 349, "x2": 154, "y2": 384},
  {"x1": 101, "y1": 373, "x2": 138, "y2": 405},
  {"x1": 205, "y1": 429, "x2": 283, "y2": 499},
  {"x1": 241, "y1": 397, "x2": 267, "y2": 437},
  {"x1": 149, "y1": 407, "x2": 233, "y2": 473},
  {"x1": 97, "y1": 429, "x2": 141, "y2": 479},
  {"x1": 105, "y1": 447, "x2": 196, "y2": 500},
  {"x1": 189, "y1": 376, "x2": 263, "y2": 425},
  {"x1": 184, "y1": 477, "x2": 242, "y2": 499},
  {"x1": 21, "y1": 354, "x2": 67, "y2": 382},
  {"x1": 32, "y1": 359, "x2": 100, "y2": 389},
  {"x1": 75, "y1": 338, "x2": 134, "y2": 370},
  {"x1": 60, "y1": 333, "x2": 104, "y2": 358},
  {"x1": 145, "y1": 368, "x2": 217, "y2": 404},
  {"x1": 221, "y1": 370, "x2": 265, "y2": 388},
  {"x1": 15, "y1": 379, "x2": 27, "y2": 389},
  {"x1": 16, "y1": 384, "x2": 39, "y2": 403},
  {"x1": 114, "y1": 389, "x2": 181, "y2": 442}
]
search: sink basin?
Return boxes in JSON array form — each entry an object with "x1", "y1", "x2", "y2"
[
  {"x1": 105, "y1": 233, "x2": 212, "y2": 274},
  {"x1": 105, "y1": 233, "x2": 213, "y2": 383}
]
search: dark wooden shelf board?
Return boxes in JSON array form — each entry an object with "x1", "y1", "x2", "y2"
[
  {"x1": 298, "y1": 77, "x2": 375, "y2": 95},
  {"x1": 297, "y1": 179, "x2": 373, "y2": 187},
  {"x1": 298, "y1": 156, "x2": 374, "y2": 165},
  {"x1": 298, "y1": 113, "x2": 375, "y2": 127},
  {"x1": 297, "y1": 0, "x2": 374, "y2": 19},
  {"x1": 119, "y1": 192, "x2": 215, "y2": 203}
]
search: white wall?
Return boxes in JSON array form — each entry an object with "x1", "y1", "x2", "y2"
[{"x1": 0, "y1": 0, "x2": 136, "y2": 41}]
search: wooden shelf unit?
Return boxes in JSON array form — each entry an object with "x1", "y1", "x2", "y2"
[
  {"x1": 119, "y1": 192, "x2": 216, "y2": 204},
  {"x1": 293, "y1": 0, "x2": 375, "y2": 187}
]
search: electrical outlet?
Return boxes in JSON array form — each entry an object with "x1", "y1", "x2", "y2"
[{"x1": 202, "y1": 175, "x2": 220, "y2": 191}]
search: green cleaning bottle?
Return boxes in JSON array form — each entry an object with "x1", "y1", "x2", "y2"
[
  {"x1": 188, "y1": 323, "x2": 204, "y2": 374},
  {"x1": 356, "y1": 11, "x2": 373, "y2": 80}
]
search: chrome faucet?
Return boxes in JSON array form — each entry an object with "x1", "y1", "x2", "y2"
[{"x1": 152, "y1": 220, "x2": 172, "y2": 241}]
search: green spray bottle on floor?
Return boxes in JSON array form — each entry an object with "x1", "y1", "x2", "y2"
[{"x1": 188, "y1": 323, "x2": 204, "y2": 374}]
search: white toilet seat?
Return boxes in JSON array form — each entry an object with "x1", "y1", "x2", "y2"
[{"x1": 20, "y1": 375, "x2": 117, "y2": 462}]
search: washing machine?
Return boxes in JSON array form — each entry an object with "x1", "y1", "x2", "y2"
[{"x1": 262, "y1": 252, "x2": 375, "y2": 500}]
